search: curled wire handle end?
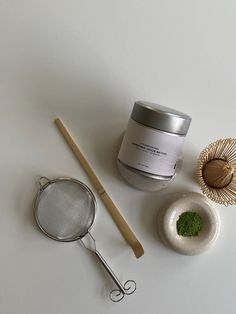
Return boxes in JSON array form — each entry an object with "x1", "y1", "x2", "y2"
[
  {"x1": 110, "y1": 289, "x2": 125, "y2": 302},
  {"x1": 109, "y1": 280, "x2": 136, "y2": 302},
  {"x1": 123, "y1": 280, "x2": 136, "y2": 295}
]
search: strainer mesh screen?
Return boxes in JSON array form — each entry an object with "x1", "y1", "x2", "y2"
[{"x1": 36, "y1": 181, "x2": 95, "y2": 240}]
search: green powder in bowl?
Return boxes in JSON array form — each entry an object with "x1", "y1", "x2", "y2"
[{"x1": 177, "y1": 211, "x2": 203, "y2": 237}]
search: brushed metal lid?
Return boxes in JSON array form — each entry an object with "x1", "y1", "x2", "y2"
[{"x1": 131, "y1": 101, "x2": 192, "y2": 135}]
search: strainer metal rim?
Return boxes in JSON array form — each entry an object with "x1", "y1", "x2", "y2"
[{"x1": 34, "y1": 177, "x2": 97, "y2": 242}]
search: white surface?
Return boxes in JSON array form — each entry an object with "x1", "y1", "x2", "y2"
[
  {"x1": 0, "y1": 1, "x2": 235, "y2": 313},
  {"x1": 158, "y1": 192, "x2": 220, "y2": 255}
]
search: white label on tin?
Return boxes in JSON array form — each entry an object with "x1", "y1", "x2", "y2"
[{"x1": 118, "y1": 119, "x2": 185, "y2": 177}]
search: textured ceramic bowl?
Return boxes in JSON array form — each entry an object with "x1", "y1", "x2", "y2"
[{"x1": 158, "y1": 192, "x2": 220, "y2": 255}]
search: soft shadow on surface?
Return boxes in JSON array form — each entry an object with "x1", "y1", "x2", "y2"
[
  {"x1": 140, "y1": 188, "x2": 194, "y2": 247},
  {"x1": 13, "y1": 174, "x2": 41, "y2": 233},
  {"x1": 27, "y1": 53, "x2": 132, "y2": 182},
  {"x1": 19, "y1": 47, "x2": 134, "y2": 237},
  {"x1": 181, "y1": 146, "x2": 200, "y2": 182},
  {"x1": 111, "y1": 132, "x2": 126, "y2": 183},
  {"x1": 75, "y1": 240, "x2": 126, "y2": 302}
]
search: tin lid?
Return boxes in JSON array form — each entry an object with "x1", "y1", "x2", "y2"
[{"x1": 131, "y1": 101, "x2": 192, "y2": 135}]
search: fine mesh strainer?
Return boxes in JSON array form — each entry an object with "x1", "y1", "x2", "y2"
[{"x1": 34, "y1": 177, "x2": 136, "y2": 302}]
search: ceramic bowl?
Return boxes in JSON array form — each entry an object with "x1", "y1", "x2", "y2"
[{"x1": 158, "y1": 192, "x2": 220, "y2": 255}]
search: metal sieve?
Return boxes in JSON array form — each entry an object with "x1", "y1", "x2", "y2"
[{"x1": 34, "y1": 177, "x2": 136, "y2": 302}]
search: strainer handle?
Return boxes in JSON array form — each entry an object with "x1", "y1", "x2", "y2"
[
  {"x1": 82, "y1": 232, "x2": 136, "y2": 302},
  {"x1": 95, "y1": 250, "x2": 125, "y2": 292},
  {"x1": 94, "y1": 250, "x2": 136, "y2": 302}
]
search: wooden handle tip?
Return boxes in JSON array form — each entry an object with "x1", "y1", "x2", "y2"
[{"x1": 133, "y1": 244, "x2": 144, "y2": 258}]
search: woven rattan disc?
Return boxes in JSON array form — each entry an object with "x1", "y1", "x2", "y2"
[{"x1": 196, "y1": 138, "x2": 236, "y2": 206}]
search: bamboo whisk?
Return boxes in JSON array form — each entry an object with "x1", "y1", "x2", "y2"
[{"x1": 196, "y1": 138, "x2": 236, "y2": 206}]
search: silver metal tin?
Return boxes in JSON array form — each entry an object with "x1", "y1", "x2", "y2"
[
  {"x1": 117, "y1": 159, "x2": 175, "y2": 192},
  {"x1": 117, "y1": 101, "x2": 190, "y2": 191},
  {"x1": 132, "y1": 101, "x2": 191, "y2": 135}
]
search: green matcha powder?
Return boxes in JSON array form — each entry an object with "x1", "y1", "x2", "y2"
[{"x1": 177, "y1": 211, "x2": 203, "y2": 237}]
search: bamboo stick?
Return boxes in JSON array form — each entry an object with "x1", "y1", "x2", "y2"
[{"x1": 55, "y1": 118, "x2": 144, "y2": 258}]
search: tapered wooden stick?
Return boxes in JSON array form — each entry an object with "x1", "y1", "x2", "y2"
[{"x1": 55, "y1": 118, "x2": 144, "y2": 258}]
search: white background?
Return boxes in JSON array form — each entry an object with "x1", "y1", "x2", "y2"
[{"x1": 0, "y1": 1, "x2": 235, "y2": 313}]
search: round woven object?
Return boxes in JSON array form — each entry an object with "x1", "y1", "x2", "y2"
[{"x1": 196, "y1": 138, "x2": 236, "y2": 206}]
